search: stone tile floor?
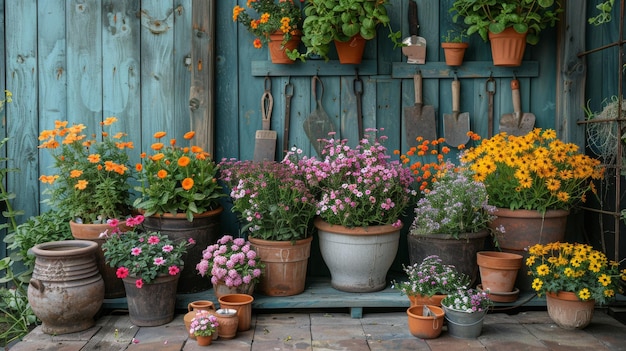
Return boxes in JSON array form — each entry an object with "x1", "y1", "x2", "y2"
[{"x1": 7, "y1": 308, "x2": 626, "y2": 351}]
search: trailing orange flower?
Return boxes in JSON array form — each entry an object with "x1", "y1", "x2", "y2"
[
  {"x1": 395, "y1": 137, "x2": 457, "y2": 193},
  {"x1": 37, "y1": 117, "x2": 135, "y2": 223},
  {"x1": 134, "y1": 131, "x2": 224, "y2": 221},
  {"x1": 232, "y1": 0, "x2": 302, "y2": 49}
]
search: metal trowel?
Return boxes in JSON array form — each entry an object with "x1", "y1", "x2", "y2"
[
  {"x1": 443, "y1": 77, "x2": 470, "y2": 147},
  {"x1": 499, "y1": 78, "x2": 535, "y2": 136},
  {"x1": 401, "y1": 0, "x2": 426, "y2": 64}
]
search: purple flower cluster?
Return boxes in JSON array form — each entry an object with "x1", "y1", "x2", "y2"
[
  {"x1": 393, "y1": 255, "x2": 469, "y2": 297},
  {"x1": 442, "y1": 288, "x2": 493, "y2": 313}
]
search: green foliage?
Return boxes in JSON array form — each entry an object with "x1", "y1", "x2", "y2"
[
  {"x1": 449, "y1": 0, "x2": 562, "y2": 45},
  {"x1": 441, "y1": 29, "x2": 467, "y2": 43},
  {"x1": 588, "y1": 0, "x2": 614, "y2": 26},
  {"x1": 6, "y1": 210, "x2": 72, "y2": 269},
  {"x1": 287, "y1": 0, "x2": 403, "y2": 61}
]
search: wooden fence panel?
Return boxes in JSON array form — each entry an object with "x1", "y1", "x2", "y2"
[{"x1": 6, "y1": 0, "x2": 39, "y2": 222}]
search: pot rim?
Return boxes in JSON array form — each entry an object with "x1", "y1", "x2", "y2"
[
  {"x1": 313, "y1": 217, "x2": 402, "y2": 236},
  {"x1": 407, "y1": 305, "x2": 445, "y2": 319},
  {"x1": 32, "y1": 240, "x2": 98, "y2": 257}
]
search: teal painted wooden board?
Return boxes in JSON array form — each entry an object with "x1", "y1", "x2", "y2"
[{"x1": 5, "y1": 0, "x2": 39, "y2": 223}]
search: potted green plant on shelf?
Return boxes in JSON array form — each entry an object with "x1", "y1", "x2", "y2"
[
  {"x1": 441, "y1": 29, "x2": 469, "y2": 66},
  {"x1": 232, "y1": 0, "x2": 303, "y2": 63},
  {"x1": 218, "y1": 151, "x2": 319, "y2": 296},
  {"x1": 526, "y1": 241, "x2": 625, "y2": 329},
  {"x1": 307, "y1": 129, "x2": 416, "y2": 292},
  {"x1": 287, "y1": 0, "x2": 403, "y2": 63},
  {"x1": 407, "y1": 160, "x2": 497, "y2": 286},
  {"x1": 133, "y1": 130, "x2": 224, "y2": 293},
  {"x1": 393, "y1": 255, "x2": 470, "y2": 307},
  {"x1": 101, "y1": 214, "x2": 189, "y2": 326},
  {"x1": 449, "y1": 0, "x2": 562, "y2": 66}
]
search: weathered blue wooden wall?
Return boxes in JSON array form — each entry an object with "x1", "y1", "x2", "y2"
[{"x1": 1, "y1": 1, "x2": 622, "y2": 263}]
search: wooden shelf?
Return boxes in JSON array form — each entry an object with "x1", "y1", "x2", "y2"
[
  {"x1": 251, "y1": 60, "x2": 377, "y2": 77},
  {"x1": 391, "y1": 61, "x2": 539, "y2": 79},
  {"x1": 103, "y1": 277, "x2": 548, "y2": 319}
]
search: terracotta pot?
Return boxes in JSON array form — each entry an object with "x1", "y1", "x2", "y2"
[
  {"x1": 215, "y1": 308, "x2": 239, "y2": 339},
  {"x1": 314, "y1": 217, "x2": 400, "y2": 292},
  {"x1": 184, "y1": 300, "x2": 216, "y2": 340},
  {"x1": 28, "y1": 240, "x2": 104, "y2": 335},
  {"x1": 408, "y1": 294, "x2": 447, "y2": 307},
  {"x1": 407, "y1": 230, "x2": 489, "y2": 287},
  {"x1": 489, "y1": 208, "x2": 569, "y2": 251},
  {"x1": 477, "y1": 251, "x2": 523, "y2": 293},
  {"x1": 122, "y1": 274, "x2": 179, "y2": 326},
  {"x1": 407, "y1": 305, "x2": 445, "y2": 339},
  {"x1": 441, "y1": 42, "x2": 469, "y2": 66},
  {"x1": 334, "y1": 34, "x2": 367, "y2": 64},
  {"x1": 69, "y1": 220, "x2": 128, "y2": 298},
  {"x1": 268, "y1": 30, "x2": 300, "y2": 64},
  {"x1": 488, "y1": 27, "x2": 527, "y2": 66},
  {"x1": 218, "y1": 294, "x2": 254, "y2": 331},
  {"x1": 213, "y1": 280, "x2": 255, "y2": 300},
  {"x1": 195, "y1": 334, "x2": 213, "y2": 346},
  {"x1": 249, "y1": 236, "x2": 312, "y2": 296},
  {"x1": 141, "y1": 207, "x2": 222, "y2": 293},
  {"x1": 546, "y1": 291, "x2": 595, "y2": 329}
]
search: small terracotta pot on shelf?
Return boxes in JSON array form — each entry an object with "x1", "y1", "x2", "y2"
[{"x1": 441, "y1": 42, "x2": 469, "y2": 66}]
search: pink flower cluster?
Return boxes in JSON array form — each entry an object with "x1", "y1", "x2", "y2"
[{"x1": 196, "y1": 235, "x2": 262, "y2": 288}]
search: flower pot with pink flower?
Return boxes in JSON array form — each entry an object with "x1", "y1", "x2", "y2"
[{"x1": 101, "y1": 214, "x2": 190, "y2": 326}]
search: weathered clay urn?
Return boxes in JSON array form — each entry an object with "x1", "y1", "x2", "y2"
[{"x1": 28, "y1": 240, "x2": 104, "y2": 335}]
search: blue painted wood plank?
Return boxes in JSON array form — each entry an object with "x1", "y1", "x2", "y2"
[
  {"x1": 5, "y1": 0, "x2": 39, "y2": 222},
  {"x1": 37, "y1": 0, "x2": 67, "y2": 213},
  {"x1": 67, "y1": 0, "x2": 103, "y2": 129},
  {"x1": 139, "y1": 0, "x2": 179, "y2": 152},
  {"x1": 174, "y1": 0, "x2": 192, "y2": 138},
  {"x1": 102, "y1": 0, "x2": 142, "y2": 167}
]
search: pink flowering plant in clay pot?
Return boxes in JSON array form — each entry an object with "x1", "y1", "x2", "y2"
[
  {"x1": 189, "y1": 310, "x2": 219, "y2": 337},
  {"x1": 196, "y1": 235, "x2": 263, "y2": 288},
  {"x1": 101, "y1": 214, "x2": 189, "y2": 288}
]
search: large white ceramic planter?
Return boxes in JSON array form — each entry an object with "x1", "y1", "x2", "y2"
[{"x1": 314, "y1": 217, "x2": 401, "y2": 292}]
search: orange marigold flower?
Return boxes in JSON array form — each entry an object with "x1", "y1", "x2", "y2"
[
  {"x1": 87, "y1": 154, "x2": 101, "y2": 163},
  {"x1": 170, "y1": 139, "x2": 176, "y2": 146},
  {"x1": 191, "y1": 146, "x2": 203, "y2": 153},
  {"x1": 157, "y1": 170, "x2": 168, "y2": 179},
  {"x1": 184, "y1": 131, "x2": 195, "y2": 140},
  {"x1": 151, "y1": 153, "x2": 165, "y2": 161},
  {"x1": 151, "y1": 142, "x2": 164, "y2": 151},
  {"x1": 153, "y1": 131, "x2": 166, "y2": 139},
  {"x1": 136, "y1": 163, "x2": 143, "y2": 172},
  {"x1": 39, "y1": 175, "x2": 59, "y2": 184},
  {"x1": 178, "y1": 156, "x2": 191, "y2": 167},
  {"x1": 75, "y1": 179, "x2": 88, "y2": 190},
  {"x1": 182, "y1": 177, "x2": 194, "y2": 190},
  {"x1": 140, "y1": 152, "x2": 146, "y2": 158},
  {"x1": 70, "y1": 170, "x2": 83, "y2": 178},
  {"x1": 253, "y1": 38, "x2": 262, "y2": 49},
  {"x1": 102, "y1": 116, "x2": 118, "y2": 126}
]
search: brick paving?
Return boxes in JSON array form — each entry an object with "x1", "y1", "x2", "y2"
[{"x1": 7, "y1": 309, "x2": 626, "y2": 351}]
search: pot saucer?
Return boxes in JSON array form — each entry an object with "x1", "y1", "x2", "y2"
[{"x1": 476, "y1": 284, "x2": 520, "y2": 303}]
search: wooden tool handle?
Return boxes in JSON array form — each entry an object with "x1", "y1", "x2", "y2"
[
  {"x1": 452, "y1": 79, "x2": 460, "y2": 113},
  {"x1": 511, "y1": 79, "x2": 521, "y2": 115},
  {"x1": 414, "y1": 73, "x2": 423, "y2": 105}
]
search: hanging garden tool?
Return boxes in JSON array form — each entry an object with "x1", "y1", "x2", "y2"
[
  {"x1": 499, "y1": 77, "x2": 535, "y2": 136},
  {"x1": 303, "y1": 75, "x2": 334, "y2": 156},
  {"x1": 486, "y1": 76, "x2": 496, "y2": 138},
  {"x1": 402, "y1": 0, "x2": 426, "y2": 64},
  {"x1": 404, "y1": 71, "x2": 436, "y2": 146},
  {"x1": 354, "y1": 71, "x2": 364, "y2": 140},
  {"x1": 282, "y1": 79, "x2": 294, "y2": 155},
  {"x1": 443, "y1": 75, "x2": 470, "y2": 147},
  {"x1": 253, "y1": 76, "x2": 277, "y2": 161}
]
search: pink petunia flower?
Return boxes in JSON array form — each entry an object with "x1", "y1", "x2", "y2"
[
  {"x1": 131, "y1": 247, "x2": 142, "y2": 256},
  {"x1": 168, "y1": 265, "x2": 180, "y2": 275},
  {"x1": 116, "y1": 266, "x2": 129, "y2": 279},
  {"x1": 154, "y1": 257, "x2": 166, "y2": 266},
  {"x1": 135, "y1": 279, "x2": 144, "y2": 289},
  {"x1": 148, "y1": 235, "x2": 160, "y2": 245}
]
